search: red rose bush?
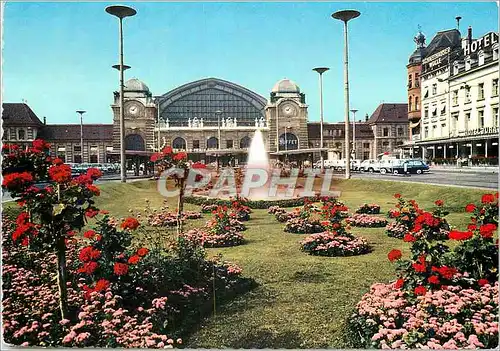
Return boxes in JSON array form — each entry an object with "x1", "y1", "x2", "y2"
[{"x1": 347, "y1": 194, "x2": 499, "y2": 349}]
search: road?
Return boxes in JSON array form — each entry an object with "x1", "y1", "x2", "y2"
[{"x1": 338, "y1": 170, "x2": 498, "y2": 190}]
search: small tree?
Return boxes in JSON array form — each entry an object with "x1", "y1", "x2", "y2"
[
  {"x1": 151, "y1": 146, "x2": 206, "y2": 234},
  {"x1": 2, "y1": 140, "x2": 102, "y2": 320}
]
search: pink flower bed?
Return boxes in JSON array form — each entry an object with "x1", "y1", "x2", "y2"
[
  {"x1": 346, "y1": 214, "x2": 388, "y2": 228},
  {"x1": 300, "y1": 232, "x2": 370, "y2": 257},
  {"x1": 350, "y1": 282, "x2": 498, "y2": 349},
  {"x1": 182, "y1": 228, "x2": 244, "y2": 248},
  {"x1": 385, "y1": 221, "x2": 409, "y2": 239}
]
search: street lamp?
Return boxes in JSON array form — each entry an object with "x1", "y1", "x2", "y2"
[
  {"x1": 215, "y1": 110, "x2": 222, "y2": 171},
  {"x1": 350, "y1": 108, "x2": 358, "y2": 159},
  {"x1": 106, "y1": 4, "x2": 136, "y2": 183},
  {"x1": 313, "y1": 67, "x2": 330, "y2": 173},
  {"x1": 332, "y1": 9, "x2": 360, "y2": 179},
  {"x1": 76, "y1": 110, "x2": 86, "y2": 164}
]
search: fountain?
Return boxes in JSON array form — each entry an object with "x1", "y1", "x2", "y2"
[{"x1": 244, "y1": 129, "x2": 271, "y2": 200}]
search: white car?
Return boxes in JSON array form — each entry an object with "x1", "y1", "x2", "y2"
[{"x1": 360, "y1": 159, "x2": 380, "y2": 173}]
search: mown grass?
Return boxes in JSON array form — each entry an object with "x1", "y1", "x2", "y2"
[{"x1": 7, "y1": 178, "x2": 491, "y2": 348}]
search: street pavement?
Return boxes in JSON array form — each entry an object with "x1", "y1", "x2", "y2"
[{"x1": 342, "y1": 170, "x2": 498, "y2": 190}]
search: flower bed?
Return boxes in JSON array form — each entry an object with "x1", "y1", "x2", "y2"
[
  {"x1": 184, "y1": 195, "x2": 320, "y2": 209},
  {"x1": 182, "y1": 228, "x2": 245, "y2": 248},
  {"x1": 347, "y1": 194, "x2": 499, "y2": 349},
  {"x1": 201, "y1": 204, "x2": 219, "y2": 213},
  {"x1": 347, "y1": 282, "x2": 498, "y2": 349},
  {"x1": 300, "y1": 232, "x2": 371, "y2": 257},
  {"x1": 284, "y1": 217, "x2": 326, "y2": 234},
  {"x1": 355, "y1": 203, "x2": 381, "y2": 214},
  {"x1": 267, "y1": 206, "x2": 285, "y2": 215},
  {"x1": 346, "y1": 214, "x2": 388, "y2": 228},
  {"x1": 275, "y1": 209, "x2": 301, "y2": 223},
  {"x1": 385, "y1": 221, "x2": 409, "y2": 239}
]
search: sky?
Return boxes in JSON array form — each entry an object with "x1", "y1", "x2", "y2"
[{"x1": 2, "y1": 1, "x2": 498, "y2": 125}]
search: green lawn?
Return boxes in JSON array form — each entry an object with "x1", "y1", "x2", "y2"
[{"x1": 71, "y1": 180, "x2": 494, "y2": 347}]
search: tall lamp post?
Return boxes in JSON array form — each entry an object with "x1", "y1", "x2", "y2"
[
  {"x1": 106, "y1": 5, "x2": 136, "y2": 183},
  {"x1": 215, "y1": 110, "x2": 222, "y2": 171},
  {"x1": 350, "y1": 109, "x2": 358, "y2": 159},
  {"x1": 313, "y1": 67, "x2": 330, "y2": 173},
  {"x1": 332, "y1": 9, "x2": 360, "y2": 179},
  {"x1": 76, "y1": 110, "x2": 86, "y2": 164}
]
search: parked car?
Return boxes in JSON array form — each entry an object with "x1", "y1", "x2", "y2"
[
  {"x1": 391, "y1": 159, "x2": 430, "y2": 174},
  {"x1": 360, "y1": 159, "x2": 381, "y2": 173}
]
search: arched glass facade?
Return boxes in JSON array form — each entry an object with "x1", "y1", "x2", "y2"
[{"x1": 158, "y1": 78, "x2": 267, "y2": 127}]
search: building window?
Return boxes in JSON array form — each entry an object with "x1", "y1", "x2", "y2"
[
  {"x1": 451, "y1": 113, "x2": 459, "y2": 132},
  {"x1": 432, "y1": 107, "x2": 437, "y2": 117},
  {"x1": 18, "y1": 129, "x2": 26, "y2": 140},
  {"x1": 382, "y1": 141, "x2": 389, "y2": 147},
  {"x1": 363, "y1": 151, "x2": 370, "y2": 160},
  {"x1": 226, "y1": 140, "x2": 233, "y2": 149},
  {"x1": 432, "y1": 83, "x2": 437, "y2": 95},
  {"x1": 408, "y1": 96, "x2": 412, "y2": 111},
  {"x1": 90, "y1": 155, "x2": 98, "y2": 163},
  {"x1": 383, "y1": 128, "x2": 389, "y2": 137},
  {"x1": 408, "y1": 74, "x2": 412, "y2": 88},
  {"x1": 73, "y1": 145, "x2": 81, "y2": 152},
  {"x1": 424, "y1": 127, "x2": 429, "y2": 138},
  {"x1": 424, "y1": 108, "x2": 429, "y2": 118},
  {"x1": 3, "y1": 128, "x2": 9, "y2": 141},
  {"x1": 397, "y1": 127, "x2": 404, "y2": 136},
  {"x1": 493, "y1": 79, "x2": 499, "y2": 96},
  {"x1": 440, "y1": 105, "x2": 446, "y2": 116},
  {"x1": 452, "y1": 90, "x2": 458, "y2": 105},
  {"x1": 424, "y1": 89, "x2": 429, "y2": 99},
  {"x1": 363, "y1": 142, "x2": 370, "y2": 149},
  {"x1": 478, "y1": 110, "x2": 484, "y2": 128},
  {"x1": 478, "y1": 83, "x2": 485, "y2": 100},
  {"x1": 432, "y1": 125, "x2": 437, "y2": 137},
  {"x1": 415, "y1": 97, "x2": 419, "y2": 110},
  {"x1": 465, "y1": 86, "x2": 471, "y2": 103},
  {"x1": 493, "y1": 107, "x2": 499, "y2": 127},
  {"x1": 465, "y1": 112, "x2": 471, "y2": 129},
  {"x1": 193, "y1": 140, "x2": 200, "y2": 149},
  {"x1": 415, "y1": 72, "x2": 420, "y2": 87}
]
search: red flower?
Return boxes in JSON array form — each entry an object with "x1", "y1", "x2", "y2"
[
  {"x1": 414, "y1": 285, "x2": 427, "y2": 295},
  {"x1": 412, "y1": 263, "x2": 426, "y2": 273},
  {"x1": 467, "y1": 224, "x2": 477, "y2": 231},
  {"x1": 74, "y1": 174, "x2": 93, "y2": 185},
  {"x1": 86, "y1": 168, "x2": 102, "y2": 180},
  {"x1": 85, "y1": 208, "x2": 99, "y2": 218},
  {"x1": 94, "y1": 279, "x2": 110, "y2": 292},
  {"x1": 394, "y1": 193, "x2": 401, "y2": 199},
  {"x1": 48, "y1": 164, "x2": 72, "y2": 183},
  {"x1": 481, "y1": 194, "x2": 495, "y2": 204},
  {"x1": 479, "y1": 223, "x2": 497, "y2": 238},
  {"x1": 2, "y1": 172, "x2": 34, "y2": 190},
  {"x1": 128, "y1": 255, "x2": 141, "y2": 264},
  {"x1": 52, "y1": 158, "x2": 64, "y2": 165},
  {"x1": 32, "y1": 139, "x2": 50, "y2": 151},
  {"x1": 448, "y1": 230, "x2": 473, "y2": 241},
  {"x1": 150, "y1": 153, "x2": 160, "y2": 162},
  {"x1": 86, "y1": 184, "x2": 100, "y2": 196},
  {"x1": 79, "y1": 246, "x2": 94, "y2": 262},
  {"x1": 465, "y1": 203, "x2": 476, "y2": 213},
  {"x1": 137, "y1": 247, "x2": 149, "y2": 257},
  {"x1": 428, "y1": 275, "x2": 440, "y2": 285},
  {"x1": 434, "y1": 200, "x2": 444, "y2": 206},
  {"x1": 387, "y1": 249, "x2": 403, "y2": 262},
  {"x1": 16, "y1": 212, "x2": 30, "y2": 226},
  {"x1": 78, "y1": 261, "x2": 99, "y2": 275},
  {"x1": 162, "y1": 146, "x2": 173, "y2": 155},
  {"x1": 121, "y1": 217, "x2": 139, "y2": 230},
  {"x1": 173, "y1": 152, "x2": 187, "y2": 161},
  {"x1": 113, "y1": 262, "x2": 129, "y2": 276},
  {"x1": 394, "y1": 278, "x2": 404, "y2": 289},
  {"x1": 191, "y1": 162, "x2": 206, "y2": 169},
  {"x1": 21, "y1": 237, "x2": 30, "y2": 246},
  {"x1": 433, "y1": 266, "x2": 458, "y2": 280},
  {"x1": 403, "y1": 233, "x2": 416, "y2": 242},
  {"x1": 83, "y1": 230, "x2": 96, "y2": 239},
  {"x1": 478, "y1": 278, "x2": 490, "y2": 287}
]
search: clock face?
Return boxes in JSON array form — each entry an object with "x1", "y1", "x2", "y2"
[
  {"x1": 281, "y1": 103, "x2": 297, "y2": 117},
  {"x1": 127, "y1": 102, "x2": 142, "y2": 116}
]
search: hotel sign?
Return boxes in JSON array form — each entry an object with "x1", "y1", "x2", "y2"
[
  {"x1": 422, "y1": 47, "x2": 451, "y2": 70},
  {"x1": 458, "y1": 127, "x2": 499, "y2": 137},
  {"x1": 463, "y1": 32, "x2": 499, "y2": 56}
]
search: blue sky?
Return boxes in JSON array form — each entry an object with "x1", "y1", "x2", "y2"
[{"x1": 2, "y1": 1, "x2": 498, "y2": 125}]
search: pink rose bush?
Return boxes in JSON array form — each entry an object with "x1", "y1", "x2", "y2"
[
  {"x1": 300, "y1": 232, "x2": 370, "y2": 257},
  {"x1": 355, "y1": 203, "x2": 381, "y2": 214},
  {"x1": 348, "y1": 194, "x2": 499, "y2": 349},
  {"x1": 346, "y1": 214, "x2": 388, "y2": 228}
]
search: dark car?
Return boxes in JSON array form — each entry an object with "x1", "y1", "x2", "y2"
[{"x1": 392, "y1": 159, "x2": 429, "y2": 175}]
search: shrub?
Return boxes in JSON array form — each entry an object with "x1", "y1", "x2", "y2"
[
  {"x1": 385, "y1": 221, "x2": 408, "y2": 239},
  {"x1": 300, "y1": 232, "x2": 370, "y2": 257},
  {"x1": 284, "y1": 216, "x2": 326, "y2": 234},
  {"x1": 346, "y1": 214, "x2": 388, "y2": 228},
  {"x1": 267, "y1": 206, "x2": 285, "y2": 215},
  {"x1": 182, "y1": 228, "x2": 245, "y2": 248},
  {"x1": 355, "y1": 203, "x2": 381, "y2": 214}
]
